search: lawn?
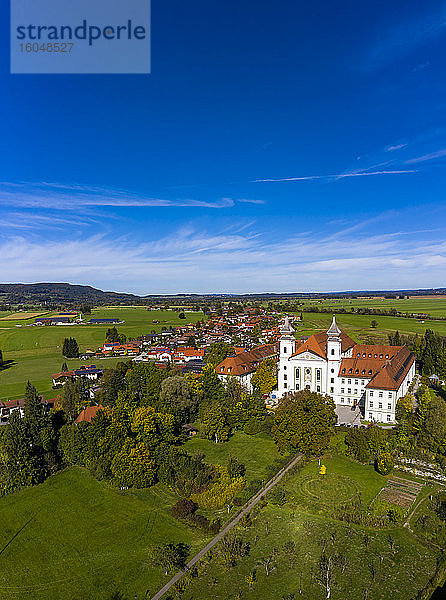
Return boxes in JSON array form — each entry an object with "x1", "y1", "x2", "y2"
[
  {"x1": 0, "y1": 308, "x2": 204, "y2": 401},
  {"x1": 285, "y1": 454, "x2": 387, "y2": 513},
  {"x1": 186, "y1": 431, "x2": 282, "y2": 484},
  {"x1": 0, "y1": 467, "x2": 208, "y2": 600}
]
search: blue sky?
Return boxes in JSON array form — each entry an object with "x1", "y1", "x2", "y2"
[{"x1": 1, "y1": 0, "x2": 446, "y2": 294}]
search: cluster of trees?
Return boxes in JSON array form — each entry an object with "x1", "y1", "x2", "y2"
[
  {"x1": 271, "y1": 390, "x2": 337, "y2": 456},
  {"x1": 62, "y1": 337, "x2": 79, "y2": 358},
  {"x1": 0, "y1": 383, "x2": 64, "y2": 494},
  {"x1": 388, "y1": 329, "x2": 446, "y2": 377},
  {"x1": 105, "y1": 327, "x2": 126, "y2": 344}
]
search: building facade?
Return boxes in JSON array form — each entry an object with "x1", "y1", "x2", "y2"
[{"x1": 277, "y1": 316, "x2": 415, "y2": 423}]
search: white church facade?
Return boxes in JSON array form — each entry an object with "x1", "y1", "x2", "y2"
[{"x1": 277, "y1": 317, "x2": 416, "y2": 423}]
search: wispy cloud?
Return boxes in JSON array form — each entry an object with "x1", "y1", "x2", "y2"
[
  {"x1": 0, "y1": 182, "x2": 235, "y2": 210},
  {"x1": 405, "y1": 148, "x2": 446, "y2": 164},
  {"x1": 386, "y1": 143, "x2": 408, "y2": 152},
  {"x1": 252, "y1": 169, "x2": 417, "y2": 183},
  {"x1": 237, "y1": 198, "x2": 266, "y2": 205}
]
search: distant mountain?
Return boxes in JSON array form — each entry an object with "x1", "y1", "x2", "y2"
[
  {"x1": 0, "y1": 282, "x2": 445, "y2": 306},
  {"x1": 0, "y1": 283, "x2": 141, "y2": 305}
]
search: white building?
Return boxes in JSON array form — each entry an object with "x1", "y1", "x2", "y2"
[{"x1": 277, "y1": 316, "x2": 415, "y2": 423}]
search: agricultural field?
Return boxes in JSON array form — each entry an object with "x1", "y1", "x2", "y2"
[
  {"x1": 0, "y1": 307, "x2": 203, "y2": 401},
  {"x1": 0, "y1": 312, "x2": 49, "y2": 321}
]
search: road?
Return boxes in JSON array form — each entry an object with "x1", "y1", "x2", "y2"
[{"x1": 148, "y1": 452, "x2": 303, "y2": 600}]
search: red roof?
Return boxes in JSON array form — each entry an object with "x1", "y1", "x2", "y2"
[
  {"x1": 74, "y1": 404, "x2": 104, "y2": 424},
  {"x1": 292, "y1": 331, "x2": 355, "y2": 360}
]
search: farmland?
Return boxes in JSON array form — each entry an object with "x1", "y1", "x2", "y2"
[{"x1": 0, "y1": 307, "x2": 203, "y2": 401}]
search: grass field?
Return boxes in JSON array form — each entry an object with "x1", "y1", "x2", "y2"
[
  {"x1": 0, "y1": 308, "x2": 203, "y2": 401},
  {"x1": 0, "y1": 467, "x2": 208, "y2": 600},
  {"x1": 180, "y1": 455, "x2": 439, "y2": 600},
  {"x1": 186, "y1": 431, "x2": 282, "y2": 484}
]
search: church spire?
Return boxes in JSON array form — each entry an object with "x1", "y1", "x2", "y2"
[{"x1": 327, "y1": 316, "x2": 341, "y2": 337}]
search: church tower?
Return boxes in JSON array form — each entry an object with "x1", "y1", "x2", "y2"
[
  {"x1": 326, "y1": 316, "x2": 341, "y2": 397},
  {"x1": 279, "y1": 316, "x2": 296, "y2": 357}
]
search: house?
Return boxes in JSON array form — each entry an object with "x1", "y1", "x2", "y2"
[
  {"x1": 173, "y1": 347, "x2": 205, "y2": 363},
  {"x1": 0, "y1": 396, "x2": 54, "y2": 424},
  {"x1": 215, "y1": 343, "x2": 279, "y2": 390},
  {"x1": 52, "y1": 365, "x2": 102, "y2": 386},
  {"x1": 74, "y1": 404, "x2": 104, "y2": 424},
  {"x1": 277, "y1": 316, "x2": 416, "y2": 424}
]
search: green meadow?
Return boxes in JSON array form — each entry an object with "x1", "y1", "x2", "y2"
[{"x1": 0, "y1": 308, "x2": 203, "y2": 401}]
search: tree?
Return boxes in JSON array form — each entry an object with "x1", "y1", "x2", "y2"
[
  {"x1": 159, "y1": 376, "x2": 196, "y2": 426},
  {"x1": 257, "y1": 553, "x2": 277, "y2": 577},
  {"x1": 62, "y1": 337, "x2": 79, "y2": 358},
  {"x1": 370, "y1": 320, "x2": 378, "y2": 329},
  {"x1": 111, "y1": 441, "x2": 156, "y2": 488},
  {"x1": 201, "y1": 402, "x2": 231, "y2": 443},
  {"x1": 228, "y1": 455, "x2": 246, "y2": 478},
  {"x1": 271, "y1": 390, "x2": 336, "y2": 455},
  {"x1": 251, "y1": 359, "x2": 278, "y2": 396},
  {"x1": 149, "y1": 543, "x2": 190, "y2": 575},
  {"x1": 0, "y1": 348, "x2": 3, "y2": 367},
  {"x1": 424, "y1": 396, "x2": 446, "y2": 452},
  {"x1": 99, "y1": 368, "x2": 126, "y2": 406},
  {"x1": 105, "y1": 327, "x2": 120, "y2": 343},
  {"x1": 61, "y1": 362, "x2": 68, "y2": 372},
  {"x1": 205, "y1": 343, "x2": 235, "y2": 367},
  {"x1": 178, "y1": 312, "x2": 186, "y2": 319},
  {"x1": 375, "y1": 453, "x2": 394, "y2": 475},
  {"x1": 413, "y1": 386, "x2": 432, "y2": 434},
  {"x1": 316, "y1": 552, "x2": 335, "y2": 599}
]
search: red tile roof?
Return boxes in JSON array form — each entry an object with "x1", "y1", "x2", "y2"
[
  {"x1": 292, "y1": 331, "x2": 355, "y2": 360},
  {"x1": 74, "y1": 404, "x2": 104, "y2": 424}
]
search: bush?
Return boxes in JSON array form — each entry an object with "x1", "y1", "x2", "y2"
[
  {"x1": 228, "y1": 455, "x2": 246, "y2": 478},
  {"x1": 190, "y1": 466, "x2": 246, "y2": 509},
  {"x1": 268, "y1": 485, "x2": 287, "y2": 506},
  {"x1": 244, "y1": 419, "x2": 262, "y2": 435},
  {"x1": 375, "y1": 452, "x2": 394, "y2": 475},
  {"x1": 171, "y1": 498, "x2": 197, "y2": 519}
]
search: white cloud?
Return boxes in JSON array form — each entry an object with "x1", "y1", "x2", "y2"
[{"x1": 1, "y1": 223, "x2": 445, "y2": 294}]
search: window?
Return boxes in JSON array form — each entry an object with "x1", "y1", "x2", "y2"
[
  {"x1": 317, "y1": 385, "x2": 321, "y2": 392},
  {"x1": 378, "y1": 402, "x2": 382, "y2": 409},
  {"x1": 355, "y1": 379, "x2": 358, "y2": 385},
  {"x1": 331, "y1": 368, "x2": 334, "y2": 373},
  {"x1": 341, "y1": 397, "x2": 344, "y2": 403},
  {"x1": 369, "y1": 413, "x2": 373, "y2": 420},
  {"x1": 284, "y1": 383, "x2": 287, "y2": 388},
  {"x1": 283, "y1": 347, "x2": 287, "y2": 353},
  {"x1": 284, "y1": 375, "x2": 287, "y2": 380},
  {"x1": 331, "y1": 349, "x2": 335, "y2": 355},
  {"x1": 388, "y1": 392, "x2": 392, "y2": 398},
  {"x1": 354, "y1": 389, "x2": 358, "y2": 394},
  {"x1": 379, "y1": 392, "x2": 383, "y2": 398},
  {"x1": 296, "y1": 384, "x2": 300, "y2": 390},
  {"x1": 330, "y1": 377, "x2": 334, "y2": 384},
  {"x1": 387, "y1": 414, "x2": 391, "y2": 422},
  {"x1": 316, "y1": 369, "x2": 321, "y2": 381},
  {"x1": 305, "y1": 368, "x2": 310, "y2": 375},
  {"x1": 228, "y1": 367, "x2": 232, "y2": 373},
  {"x1": 330, "y1": 387, "x2": 334, "y2": 393},
  {"x1": 380, "y1": 354, "x2": 383, "y2": 358},
  {"x1": 283, "y1": 365, "x2": 287, "y2": 370},
  {"x1": 342, "y1": 378, "x2": 345, "y2": 384},
  {"x1": 370, "y1": 391, "x2": 374, "y2": 397},
  {"x1": 347, "y1": 388, "x2": 351, "y2": 394},
  {"x1": 388, "y1": 403, "x2": 391, "y2": 410},
  {"x1": 348, "y1": 379, "x2": 351, "y2": 384},
  {"x1": 370, "y1": 401, "x2": 373, "y2": 408},
  {"x1": 341, "y1": 388, "x2": 344, "y2": 393}
]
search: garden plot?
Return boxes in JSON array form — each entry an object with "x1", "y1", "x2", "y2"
[{"x1": 377, "y1": 476, "x2": 423, "y2": 509}]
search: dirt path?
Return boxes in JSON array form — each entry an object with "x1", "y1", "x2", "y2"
[{"x1": 148, "y1": 452, "x2": 303, "y2": 600}]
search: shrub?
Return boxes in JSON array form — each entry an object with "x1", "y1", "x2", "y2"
[
  {"x1": 171, "y1": 498, "x2": 197, "y2": 519},
  {"x1": 190, "y1": 466, "x2": 246, "y2": 509},
  {"x1": 268, "y1": 485, "x2": 287, "y2": 506},
  {"x1": 244, "y1": 419, "x2": 262, "y2": 435},
  {"x1": 375, "y1": 452, "x2": 394, "y2": 475}
]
